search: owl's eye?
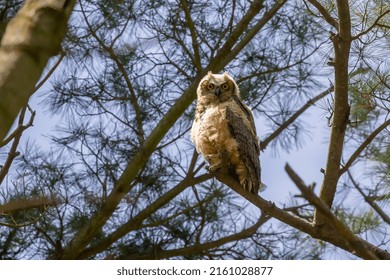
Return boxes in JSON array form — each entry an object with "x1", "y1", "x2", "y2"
[
  {"x1": 207, "y1": 84, "x2": 214, "y2": 90},
  {"x1": 221, "y1": 83, "x2": 229, "y2": 90}
]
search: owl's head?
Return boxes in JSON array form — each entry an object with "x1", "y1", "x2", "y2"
[{"x1": 197, "y1": 71, "x2": 240, "y2": 103}]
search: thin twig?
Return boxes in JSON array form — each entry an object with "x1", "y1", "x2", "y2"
[
  {"x1": 340, "y1": 118, "x2": 390, "y2": 176},
  {"x1": 0, "y1": 106, "x2": 35, "y2": 184},
  {"x1": 260, "y1": 86, "x2": 333, "y2": 151},
  {"x1": 352, "y1": 10, "x2": 390, "y2": 40},
  {"x1": 347, "y1": 170, "x2": 390, "y2": 225}
]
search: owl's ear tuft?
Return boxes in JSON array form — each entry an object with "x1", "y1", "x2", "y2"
[
  {"x1": 224, "y1": 72, "x2": 240, "y2": 97},
  {"x1": 223, "y1": 72, "x2": 236, "y2": 80}
]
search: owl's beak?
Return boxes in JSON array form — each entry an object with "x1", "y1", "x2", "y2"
[{"x1": 214, "y1": 87, "x2": 221, "y2": 96}]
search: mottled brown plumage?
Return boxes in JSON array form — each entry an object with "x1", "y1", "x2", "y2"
[{"x1": 191, "y1": 72, "x2": 261, "y2": 193}]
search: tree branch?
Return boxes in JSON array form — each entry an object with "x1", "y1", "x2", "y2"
[
  {"x1": 213, "y1": 166, "x2": 390, "y2": 259},
  {"x1": 0, "y1": 196, "x2": 59, "y2": 214},
  {"x1": 306, "y1": 0, "x2": 338, "y2": 29},
  {"x1": 351, "y1": 10, "x2": 390, "y2": 40},
  {"x1": 34, "y1": 50, "x2": 66, "y2": 92},
  {"x1": 77, "y1": 173, "x2": 214, "y2": 259},
  {"x1": 0, "y1": 0, "x2": 76, "y2": 140},
  {"x1": 314, "y1": 0, "x2": 352, "y2": 225},
  {"x1": 180, "y1": 0, "x2": 202, "y2": 72},
  {"x1": 260, "y1": 86, "x2": 333, "y2": 151},
  {"x1": 0, "y1": 105, "x2": 35, "y2": 184},
  {"x1": 80, "y1": 2, "x2": 145, "y2": 143},
  {"x1": 340, "y1": 118, "x2": 390, "y2": 176},
  {"x1": 120, "y1": 215, "x2": 267, "y2": 260},
  {"x1": 285, "y1": 163, "x2": 379, "y2": 260},
  {"x1": 211, "y1": 0, "x2": 287, "y2": 71},
  {"x1": 347, "y1": 170, "x2": 390, "y2": 225}
]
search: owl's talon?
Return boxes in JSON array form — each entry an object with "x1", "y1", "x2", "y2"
[{"x1": 206, "y1": 163, "x2": 221, "y2": 172}]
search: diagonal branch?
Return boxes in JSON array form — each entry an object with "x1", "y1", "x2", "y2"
[
  {"x1": 352, "y1": 10, "x2": 390, "y2": 40},
  {"x1": 120, "y1": 214, "x2": 268, "y2": 260},
  {"x1": 77, "y1": 173, "x2": 214, "y2": 259},
  {"x1": 305, "y1": 0, "x2": 338, "y2": 29},
  {"x1": 180, "y1": 0, "x2": 202, "y2": 72},
  {"x1": 260, "y1": 86, "x2": 333, "y2": 151},
  {"x1": 34, "y1": 50, "x2": 66, "y2": 93},
  {"x1": 347, "y1": 170, "x2": 390, "y2": 225},
  {"x1": 285, "y1": 163, "x2": 379, "y2": 260},
  {"x1": 340, "y1": 118, "x2": 390, "y2": 176},
  {"x1": 211, "y1": 0, "x2": 287, "y2": 71},
  {"x1": 0, "y1": 105, "x2": 35, "y2": 184},
  {"x1": 214, "y1": 167, "x2": 390, "y2": 259},
  {"x1": 80, "y1": 3, "x2": 145, "y2": 143}
]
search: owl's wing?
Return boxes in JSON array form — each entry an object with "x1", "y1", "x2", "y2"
[
  {"x1": 226, "y1": 99, "x2": 261, "y2": 193},
  {"x1": 231, "y1": 95, "x2": 259, "y2": 153},
  {"x1": 232, "y1": 96, "x2": 259, "y2": 146}
]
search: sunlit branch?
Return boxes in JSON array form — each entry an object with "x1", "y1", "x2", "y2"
[{"x1": 0, "y1": 0, "x2": 76, "y2": 140}]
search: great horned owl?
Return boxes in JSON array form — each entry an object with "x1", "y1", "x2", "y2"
[{"x1": 191, "y1": 72, "x2": 261, "y2": 193}]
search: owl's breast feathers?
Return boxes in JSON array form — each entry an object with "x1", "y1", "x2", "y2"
[{"x1": 191, "y1": 98, "x2": 261, "y2": 193}]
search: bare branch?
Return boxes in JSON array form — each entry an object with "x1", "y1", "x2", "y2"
[
  {"x1": 315, "y1": 0, "x2": 352, "y2": 224},
  {"x1": 0, "y1": 0, "x2": 76, "y2": 140},
  {"x1": 306, "y1": 0, "x2": 338, "y2": 29},
  {"x1": 180, "y1": 0, "x2": 202, "y2": 71},
  {"x1": 34, "y1": 50, "x2": 66, "y2": 92},
  {"x1": 285, "y1": 163, "x2": 379, "y2": 260},
  {"x1": 0, "y1": 196, "x2": 59, "y2": 214},
  {"x1": 0, "y1": 105, "x2": 35, "y2": 184}
]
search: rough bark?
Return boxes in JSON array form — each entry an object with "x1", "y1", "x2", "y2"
[{"x1": 0, "y1": 0, "x2": 75, "y2": 140}]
